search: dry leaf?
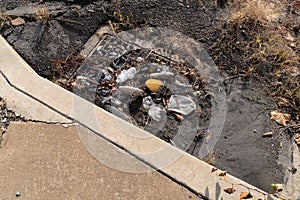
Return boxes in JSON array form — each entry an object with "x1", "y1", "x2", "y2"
[
  {"x1": 11, "y1": 17, "x2": 25, "y2": 26},
  {"x1": 224, "y1": 187, "x2": 235, "y2": 194},
  {"x1": 270, "y1": 111, "x2": 291, "y2": 126},
  {"x1": 294, "y1": 135, "x2": 300, "y2": 145},
  {"x1": 278, "y1": 97, "x2": 289, "y2": 107},
  {"x1": 262, "y1": 131, "x2": 273, "y2": 137},
  {"x1": 271, "y1": 183, "x2": 283, "y2": 192},
  {"x1": 218, "y1": 171, "x2": 227, "y2": 177},
  {"x1": 211, "y1": 168, "x2": 218, "y2": 173},
  {"x1": 240, "y1": 192, "x2": 253, "y2": 199}
]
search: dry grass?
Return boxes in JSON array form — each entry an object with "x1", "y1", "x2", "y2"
[
  {"x1": 210, "y1": 0, "x2": 299, "y2": 130},
  {"x1": 0, "y1": 13, "x2": 10, "y2": 30}
]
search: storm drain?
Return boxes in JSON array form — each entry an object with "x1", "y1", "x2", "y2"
[{"x1": 71, "y1": 27, "x2": 226, "y2": 158}]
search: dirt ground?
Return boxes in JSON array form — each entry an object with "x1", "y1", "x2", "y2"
[{"x1": 0, "y1": 0, "x2": 299, "y2": 195}]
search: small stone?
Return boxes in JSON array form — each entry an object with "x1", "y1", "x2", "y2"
[
  {"x1": 174, "y1": 113, "x2": 184, "y2": 121},
  {"x1": 16, "y1": 191, "x2": 21, "y2": 197},
  {"x1": 11, "y1": 17, "x2": 25, "y2": 26},
  {"x1": 136, "y1": 57, "x2": 144, "y2": 62},
  {"x1": 145, "y1": 79, "x2": 163, "y2": 92}
]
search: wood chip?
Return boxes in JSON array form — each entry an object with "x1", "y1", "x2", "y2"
[
  {"x1": 262, "y1": 131, "x2": 273, "y2": 137},
  {"x1": 240, "y1": 192, "x2": 253, "y2": 199},
  {"x1": 211, "y1": 168, "x2": 218, "y2": 173},
  {"x1": 224, "y1": 188, "x2": 235, "y2": 194},
  {"x1": 218, "y1": 171, "x2": 227, "y2": 177}
]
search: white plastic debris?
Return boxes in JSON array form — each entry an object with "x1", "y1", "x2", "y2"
[
  {"x1": 167, "y1": 95, "x2": 196, "y2": 115},
  {"x1": 142, "y1": 96, "x2": 154, "y2": 110},
  {"x1": 148, "y1": 105, "x2": 164, "y2": 121},
  {"x1": 150, "y1": 72, "x2": 174, "y2": 79},
  {"x1": 116, "y1": 67, "x2": 137, "y2": 83}
]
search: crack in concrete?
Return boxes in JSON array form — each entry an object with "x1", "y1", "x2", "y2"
[
  {"x1": 0, "y1": 69, "x2": 208, "y2": 199},
  {"x1": 0, "y1": 69, "x2": 75, "y2": 124}
]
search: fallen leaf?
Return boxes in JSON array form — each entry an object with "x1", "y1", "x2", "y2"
[
  {"x1": 218, "y1": 171, "x2": 227, "y2": 177},
  {"x1": 278, "y1": 97, "x2": 289, "y2": 107},
  {"x1": 271, "y1": 183, "x2": 283, "y2": 192},
  {"x1": 224, "y1": 187, "x2": 235, "y2": 194},
  {"x1": 294, "y1": 135, "x2": 300, "y2": 145},
  {"x1": 211, "y1": 168, "x2": 218, "y2": 173},
  {"x1": 11, "y1": 17, "x2": 25, "y2": 26},
  {"x1": 270, "y1": 111, "x2": 291, "y2": 126},
  {"x1": 262, "y1": 131, "x2": 273, "y2": 137},
  {"x1": 240, "y1": 192, "x2": 253, "y2": 199}
]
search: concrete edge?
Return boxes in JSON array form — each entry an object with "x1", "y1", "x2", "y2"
[{"x1": 0, "y1": 35, "x2": 279, "y2": 200}]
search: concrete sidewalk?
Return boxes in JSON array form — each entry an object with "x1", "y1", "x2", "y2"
[{"x1": 0, "y1": 122, "x2": 200, "y2": 200}]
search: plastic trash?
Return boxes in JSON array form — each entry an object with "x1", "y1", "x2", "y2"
[
  {"x1": 167, "y1": 95, "x2": 196, "y2": 115},
  {"x1": 150, "y1": 71, "x2": 174, "y2": 79},
  {"x1": 116, "y1": 67, "x2": 137, "y2": 83},
  {"x1": 119, "y1": 86, "x2": 144, "y2": 95},
  {"x1": 148, "y1": 105, "x2": 164, "y2": 121},
  {"x1": 142, "y1": 96, "x2": 154, "y2": 110}
]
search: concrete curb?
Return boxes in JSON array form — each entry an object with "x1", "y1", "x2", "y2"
[{"x1": 0, "y1": 35, "x2": 277, "y2": 200}]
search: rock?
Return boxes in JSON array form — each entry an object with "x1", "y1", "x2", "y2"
[
  {"x1": 167, "y1": 95, "x2": 196, "y2": 115},
  {"x1": 145, "y1": 79, "x2": 163, "y2": 92},
  {"x1": 11, "y1": 17, "x2": 25, "y2": 26},
  {"x1": 116, "y1": 67, "x2": 137, "y2": 83},
  {"x1": 16, "y1": 191, "x2": 21, "y2": 197}
]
